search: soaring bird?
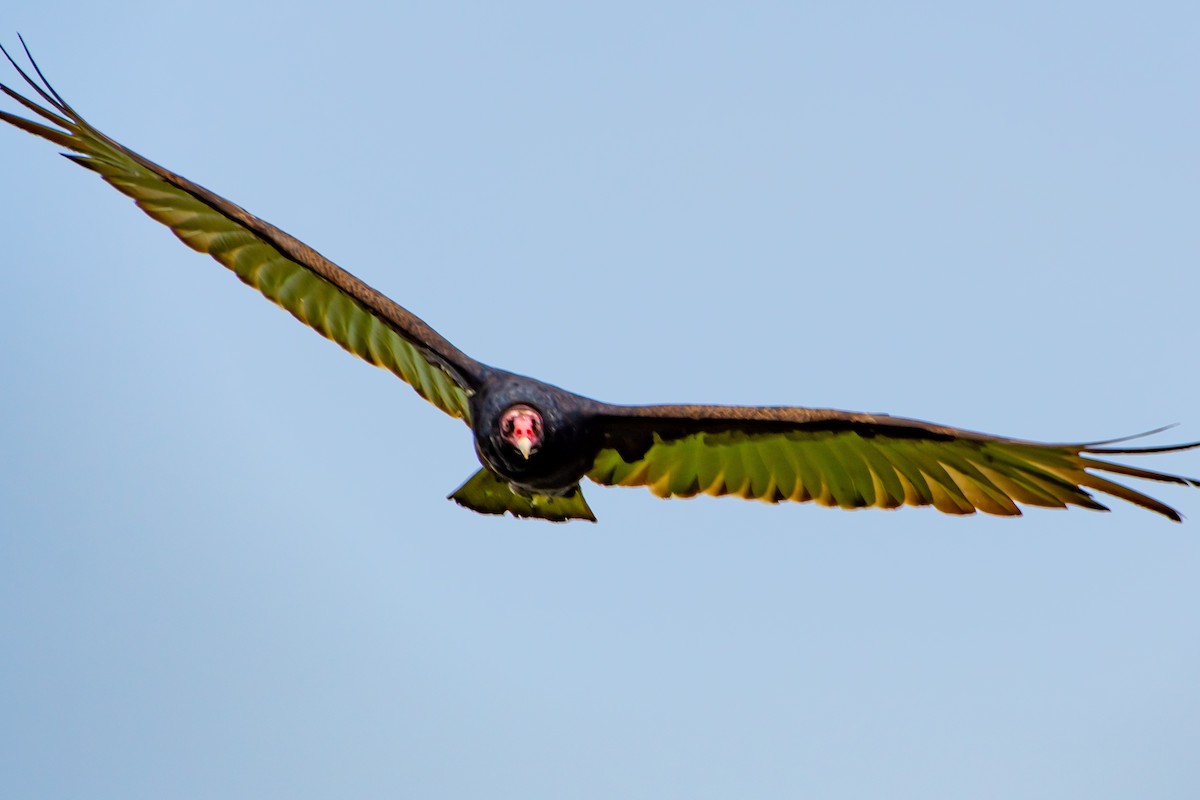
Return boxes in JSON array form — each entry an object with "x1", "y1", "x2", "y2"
[{"x1": 2, "y1": 40, "x2": 1197, "y2": 522}]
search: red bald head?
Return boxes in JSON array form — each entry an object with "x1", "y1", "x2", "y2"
[{"x1": 499, "y1": 404, "x2": 543, "y2": 459}]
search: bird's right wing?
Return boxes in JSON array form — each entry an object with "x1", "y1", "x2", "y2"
[
  {"x1": 587, "y1": 404, "x2": 1200, "y2": 520},
  {"x1": 0, "y1": 40, "x2": 481, "y2": 421}
]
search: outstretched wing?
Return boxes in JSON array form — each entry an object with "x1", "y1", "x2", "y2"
[
  {"x1": 0, "y1": 39, "x2": 482, "y2": 421},
  {"x1": 587, "y1": 405, "x2": 1200, "y2": 520}
]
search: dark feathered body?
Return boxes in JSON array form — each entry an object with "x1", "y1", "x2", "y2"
[{"x1": 470, "y1": 371, "x2": 604, "y2": 494}]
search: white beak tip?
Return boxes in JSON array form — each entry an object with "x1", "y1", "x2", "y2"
[{"x1": 516, "y1": 437, "x2": 533, "y2": 459}]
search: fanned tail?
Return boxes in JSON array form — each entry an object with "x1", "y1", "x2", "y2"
[{"x1": 450, "y1": 468, "x2": 597, "y2": 523}]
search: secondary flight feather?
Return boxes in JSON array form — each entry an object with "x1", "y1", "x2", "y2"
[{"x1": 3, "y1": 38, "x2": 1197, "y2": 522}]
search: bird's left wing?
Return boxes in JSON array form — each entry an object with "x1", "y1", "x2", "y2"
[
  {"x1": 0, "y1": 40, "x2": 482, "y2": 421},
  {"x1": 586, "y1": 405, "x2": 1200, "y2": 520}
]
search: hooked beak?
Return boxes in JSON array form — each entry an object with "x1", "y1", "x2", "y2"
[{"x1": 515, "y1": 436, "x2": 533, "y2": 459}]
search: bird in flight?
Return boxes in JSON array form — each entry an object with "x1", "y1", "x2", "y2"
[{"x1": 2, "y1": 39, "x2": 1197, "y2": 522}]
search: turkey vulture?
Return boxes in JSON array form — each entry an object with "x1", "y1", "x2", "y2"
[{"x1": 2, "y1": 40, "x2": 1197, "y2": 522}]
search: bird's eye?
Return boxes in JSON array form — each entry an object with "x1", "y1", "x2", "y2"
[{"x1": 502, "y1": 419, "x2": 514, "y2": 435}]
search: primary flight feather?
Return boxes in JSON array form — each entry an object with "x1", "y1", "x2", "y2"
[{"x1": 3, "y1": 39, "x2": 1197, "y2": 523}]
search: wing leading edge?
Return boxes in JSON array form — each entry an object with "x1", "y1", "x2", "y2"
[{"x1": 0, "y1": 38, "x2": 482, "y2": 421}]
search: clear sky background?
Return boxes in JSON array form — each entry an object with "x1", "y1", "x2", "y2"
[{"x1": 2, "y1": 3, "x2": 1198, "y2": 798}]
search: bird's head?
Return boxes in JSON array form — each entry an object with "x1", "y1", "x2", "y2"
[{"x1": 499, "y1": 404, "x2": 543, "y2": 460}]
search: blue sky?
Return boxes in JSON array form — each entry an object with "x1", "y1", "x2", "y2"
[{"x1": 2, "y1": 2, "x2": 1198, "y2": 798}]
